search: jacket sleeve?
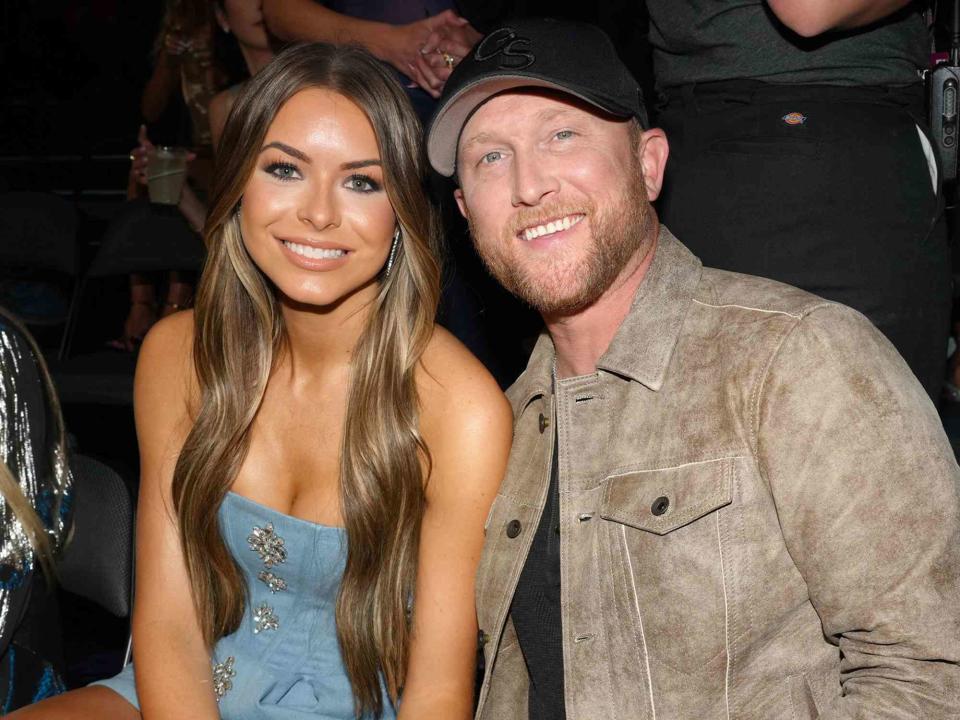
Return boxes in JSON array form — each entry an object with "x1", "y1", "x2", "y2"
[{"x1": 755, "y1": 303, "x2": 960, "y2": 719}]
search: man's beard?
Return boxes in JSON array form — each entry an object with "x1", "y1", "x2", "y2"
[{"x1": 467, "y1": 161, "x2": 654, "y2": 317}]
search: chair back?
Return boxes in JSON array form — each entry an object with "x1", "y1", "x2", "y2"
[
  {"x1": 57, "y1": 454, "x2": 134, "y2": 618},
  {"x1": 88, "y1": 198, "x2": 204, "y2": 278}
]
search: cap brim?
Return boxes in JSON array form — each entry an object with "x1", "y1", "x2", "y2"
[{"x1": 427, "y1": 75, "x2": 633, "y2": 177}]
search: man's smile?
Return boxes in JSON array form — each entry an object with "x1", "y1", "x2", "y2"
[{"x1": 518, "y1": 213, "x2": 585, "y2": 241}]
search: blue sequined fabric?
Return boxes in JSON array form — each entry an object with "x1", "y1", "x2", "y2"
[
  {"x1": 0, "y1": 318, "x2": 73, "y2": 710},
  {"x1": 95, "y1": 492, "x2": 397, "y2": 719}
]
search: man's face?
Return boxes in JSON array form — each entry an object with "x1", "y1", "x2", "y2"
[{"x1": 454, "y1": 90, "x2": 661, "y2": 316}]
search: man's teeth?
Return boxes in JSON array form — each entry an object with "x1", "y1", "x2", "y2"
[
  {"x1": 283, "y1": 241, "x2": 346, "y2": 259},
  {"x1": 523, "y1": 214, "x2": 583, "y2": 241}
]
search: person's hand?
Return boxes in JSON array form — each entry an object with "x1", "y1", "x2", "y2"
[
  {"x1": 407, "y1": 19, "x2": 482, "y2": 98},
  {"x1": 129, "y1": 124, "x2": 156, "y2": 187},
  {"x1": 128, "y1": 125, "x2": 196, "y2": 188},
  {"x1": 378, "y1": 10, "x2": 471, "y2": 95}
]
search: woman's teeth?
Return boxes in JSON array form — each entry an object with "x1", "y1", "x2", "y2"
[
  {"x1": 523, "y1": 214, "x2": 583, "y2": 241},
  {"x1": 283, "y1": 241, "x2": 345, "y2": 259}
]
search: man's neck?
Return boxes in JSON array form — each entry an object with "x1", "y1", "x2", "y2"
[{"x1": 546, "y1": 227, "x2": 659, "y2": 380}]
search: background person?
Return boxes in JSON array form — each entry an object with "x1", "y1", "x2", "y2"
[
  {"x1": 0, "y1": 307, "x2": 74, "y2": 712},
  {"x1": 648, "y1": 0, "x2": 950, "y2": 402},
  {"x1": 261, "y1": 0, "x2": 481, "y2": 121},
  {"x1": 114, "y1": 0, "x2": 275, "y2": 352}
]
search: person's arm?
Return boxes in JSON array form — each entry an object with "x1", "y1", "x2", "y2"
[
  {"x1": 757, "y1": 304, "x2": 960, "y2": 718},
  {"x1": 261, "y1": 0, "x2": 470, "y2": 85},
  {"x1": 400, "y1": 329, "x2": 513, "y2": 719},
  {"x1": 208, "y1": 89, "x2": 235, "y2": 151},
  {"x1": 127, "y1": 124, "x2": 205, "y2": 232},
  {"x1": 141, "y1": 49, "x2": 181, "y2": 123},
  {"x1": 130, "y1": 311, "x2": 221, "y2": 719},
  {"x1": 766, "y1": 0, "x2": 914, "y2": 37}
]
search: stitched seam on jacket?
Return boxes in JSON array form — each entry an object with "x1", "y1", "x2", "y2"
[
  {"x1": 615, "y1": 518, "x2": 649, "y2": 719},
  {"x1": 717, "y1": 510, "x2": 732, "y2": 720},
  {"x1": 749, "y1": 315, "x2": 803, "y2": 463},
  {"x1": 623, "y1": 524, "x2": 657, "y2": 720},
  {"x1": 591, "y1": 528, "x2": 617, "y2": 720},
  {"x1": 692, "y1": 299, "x2": 805, "y2": 318}
]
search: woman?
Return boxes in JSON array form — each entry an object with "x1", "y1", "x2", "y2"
[
  {"x1": 0, "y1": 307, "x2": 73, "y2": 711},
  {"x1": 115, "y1": 0, "x2": 276, "y2": 352},
  {"x1": 15, "y1": 43, "x2": 511, "y2": 719},
  {"x1": 207, "y1": 0, "x2": 274, "y2": 148}
]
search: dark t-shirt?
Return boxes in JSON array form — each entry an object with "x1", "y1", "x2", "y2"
[
  {"x1": 510, "y1": 436, "x2": 565, "y2": 719},
  {"x1": 646, "y1": 0, "x2": 927, "y2": 88},
  {"x1": 324, "y1": 0, "x2": 453, "y2": 24}
]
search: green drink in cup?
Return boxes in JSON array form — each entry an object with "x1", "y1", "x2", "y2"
[{"x1": 146, "y1": 146, "x2": 190, "y2": 205}]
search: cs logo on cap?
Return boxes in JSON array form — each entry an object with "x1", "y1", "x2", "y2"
[{"x1": 475, "y1": 27, "x2": 535, "y2": 70}]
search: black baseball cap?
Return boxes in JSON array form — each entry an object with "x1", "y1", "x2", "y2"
[{"x1": 426, "y1": 17, "x2": 648, "y2": 177}]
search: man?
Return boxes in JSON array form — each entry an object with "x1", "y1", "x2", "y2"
[{"x1": 426, "y1": 18, "x2": 960, "y2": 720}]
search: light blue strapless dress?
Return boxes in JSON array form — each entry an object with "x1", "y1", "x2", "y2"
[{"x1": 94, "y1": 491, "x2": 397, "y2": 719}]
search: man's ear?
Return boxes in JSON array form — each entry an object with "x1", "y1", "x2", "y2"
[
  {"x1": 453, "y1": 187, "x2": 468, "y2": 219},
  {"x1": 638, "y1": 128, "x2": 669, "y2": 202}
]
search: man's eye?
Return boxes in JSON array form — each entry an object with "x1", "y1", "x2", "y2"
[
  {"x1": 265, "y1": 162, "x2": 300, "y2": 181},
  {"x1": 555, "y1": 130, "x2": 575, "y2": 140},
  {"x1": 480, "y1": 151, "x2": 503, "y2": 165}
]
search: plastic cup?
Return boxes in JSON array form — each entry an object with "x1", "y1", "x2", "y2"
[{"x1": 146, "y1": 146, "x2": 190, "y2": 205}]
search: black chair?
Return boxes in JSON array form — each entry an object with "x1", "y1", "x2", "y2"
[
  {"x1": 57, "y1": 453, "x2": 136, "y2": 676},
  {"x1": 53, "y1": 198, "x2": 205, "y2": 406},
  {"x1": 57, "y1": 454, "x2": 134, "y2": 621},
  {"x1": 0, "y1": 192, "x2": 80, "y2": 357}
]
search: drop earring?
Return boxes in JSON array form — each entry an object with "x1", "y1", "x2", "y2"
[{"x1": 385, "y1": 226, "x2": 401, "y2": 278}]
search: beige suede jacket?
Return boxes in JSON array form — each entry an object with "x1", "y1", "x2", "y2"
[{"x1": 475, "y1": 227, "x2": 960, "y2": 720}]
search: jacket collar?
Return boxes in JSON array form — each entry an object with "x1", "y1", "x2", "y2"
[
  {"x1": 598, "y1": 225, "x2": 702, "y2": 390},
  {"x1": 507, "y1": 225, "x2": 702, "y2": 411}
]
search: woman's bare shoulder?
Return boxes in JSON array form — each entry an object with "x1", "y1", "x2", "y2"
[
  {"x1": 418, "y1": 325, "x2": 510, "y2": 415},
  {"x1": 135, "y1": 309, "x2": 198, "y2": 421},
  {"x1": 417, "y1": 326, "x2": 513, "y2": 480}
]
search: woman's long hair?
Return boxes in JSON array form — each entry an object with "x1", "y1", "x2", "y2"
[
  {"x1": 171, "y1": 43, "x2": 441, "y2": 717},
  {"x1": 0, "y1": 307, "x2": 70, "y2": 581}
]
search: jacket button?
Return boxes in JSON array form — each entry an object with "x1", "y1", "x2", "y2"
[
  {"x1": 478, "y1": 630, "x2": 489, "y2": 646},
  {"x1": 506, "y1": 519, "x2": 522, "y2": 538},
  {"x1": 538, "y1": 413, "x2": 549, "y2": 434},
  {"x1": 651, "y1": 496, "x2": 670, "y2": 516}
]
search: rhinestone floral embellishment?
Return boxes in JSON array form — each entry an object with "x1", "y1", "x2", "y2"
[
  {"x1": 212, "y1": 656, "x2": 236, "y2": 701},
  {"x1": 247, "y1": 523, "x2": 287, "y2": 568},
  {"x1": 253, "y1": 602, "x2": 279, "y2": 634},
  {"x1": 258, "y1": 570, "x2": 288, "y2": 593}
]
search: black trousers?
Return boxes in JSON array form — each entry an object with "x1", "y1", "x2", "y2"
[{"x1": 657, "y1": 81, "x2": 951, "y2": 402}]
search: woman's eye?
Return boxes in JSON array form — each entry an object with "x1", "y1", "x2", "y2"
[
  {"x1": 345, "y1": 174, "x2": 381, "y2": 193},
  {"x1": 480, "y1": 151, "x2": 503, "y2": 165},
  {"x1": 555, "y1": 129, "x2": 575, "y2": 140},
  {"x1": 265, "y1": 162, "x2": 300, "y2": 181}
]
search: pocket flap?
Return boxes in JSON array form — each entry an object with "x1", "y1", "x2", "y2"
[{"x1": 599, "y1": 458, "x2": 735, "y2": 535}]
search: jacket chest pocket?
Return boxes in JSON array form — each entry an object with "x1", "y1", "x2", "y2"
[{"x1": 598, "y1": 457, "x2": 736, "y2": 675}]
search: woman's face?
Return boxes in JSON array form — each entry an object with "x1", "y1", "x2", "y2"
[
  {"x1": 239, "y1": 88, "x2": 396, "y2": 309},
  {"x1": 219, "y1": 0, "x2": 270, "y2": 52}
]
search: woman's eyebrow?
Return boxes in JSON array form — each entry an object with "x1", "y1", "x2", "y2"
[
  {"x1": 261, "y1": 141, "x2": 310, "y2": 163},
  {"x1": 341, "y1": 159, "x2": 381, "y2": 170}
]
